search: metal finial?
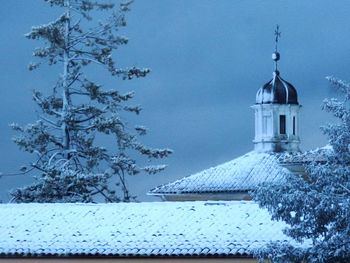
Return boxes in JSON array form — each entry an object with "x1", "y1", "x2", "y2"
[{"x1": 272, "y1": 24, "x2": 281, "y2": 72}]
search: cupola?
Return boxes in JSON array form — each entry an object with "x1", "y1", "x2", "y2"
[
  {"x1": 251, "y1": 25, "x2": 301, "y2": 153},
  {"x1": 256, "y1": 70, "x2": 298, "y2": 105}
]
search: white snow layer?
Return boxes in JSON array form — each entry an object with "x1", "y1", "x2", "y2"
[
  {"x1": 0, "y1": 201, "x2": 296, "y2": 257},
  {"x1": 149, "y1": 151, "x2": 292, "y2": 195}
]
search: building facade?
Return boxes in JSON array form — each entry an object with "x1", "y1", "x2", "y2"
[{"x1": 149, "y1": 43, "x2": 305, "y2": 201}]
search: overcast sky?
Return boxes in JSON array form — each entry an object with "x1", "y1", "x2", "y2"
[{"x1": 1, "y1": 0, "x2": 349, "y2": 202}]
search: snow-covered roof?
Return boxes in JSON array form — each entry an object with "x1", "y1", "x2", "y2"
[
  {"x1": 0, "y1": 201, "x2": 294, "y2": 257},
  {"x1": 149, "y1": 151, "x2": 293, "y2": 196},
  {"x1": 280, "y1": 145, "x2": 333, "y2": 164}
]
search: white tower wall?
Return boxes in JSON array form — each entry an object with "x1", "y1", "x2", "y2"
[{"x1": 252, "y1": 104, "x2": 301, "y2": 152}]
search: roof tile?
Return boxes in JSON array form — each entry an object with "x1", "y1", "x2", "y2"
[
  {"x1": 149, "y1": 151, "x2": 293, "y2": 195},
  {"x1": 0, "y1": 201, "x2": 304, "y2": 257}
]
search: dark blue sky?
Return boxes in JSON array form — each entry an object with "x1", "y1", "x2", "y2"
[{"x1": 1, "y1": 0, "x2": 349, "y2": 201}]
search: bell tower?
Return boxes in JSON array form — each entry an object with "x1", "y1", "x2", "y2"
[{"x1": 252, "y1": 25, "x2": 301, "y2": 153}]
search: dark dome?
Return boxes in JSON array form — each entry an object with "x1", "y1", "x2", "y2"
[{"x1": 256, "y1": 71, "x2": 298, "y2": 104}]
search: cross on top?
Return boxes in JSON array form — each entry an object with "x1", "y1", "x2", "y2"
[{"x1": 274, "y1": 24, "x2": 281, "y2": 51}]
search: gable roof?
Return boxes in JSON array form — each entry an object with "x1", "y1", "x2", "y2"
[
  {"x1": 0, "y1": 201, "x2": 296, "y2": 257},
  {"x1": 148, "y1": 151, "x2": 294, "y2": 196}
]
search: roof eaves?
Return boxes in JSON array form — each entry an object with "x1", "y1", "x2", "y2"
[
  {"x1": 0, "y1": 252, "x2": 253, "y2": 258},
  {"x1": 147, "y1": 189, "x2": 252, "y2": 195}
]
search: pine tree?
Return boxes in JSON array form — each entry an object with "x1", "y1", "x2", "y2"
[
  {"x1": 253, "y1": 76, "x2": 350, "y2": 263},
  {"x1": 10, "y1": 0, "x2": 172, "y2": 203}
]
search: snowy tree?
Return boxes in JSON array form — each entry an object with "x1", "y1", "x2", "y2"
[
  {"x1": 9, "y1": 0, "x2": 172, "y2": 203},
  {"x1": 253, "y1": 76, "x2": 350, "y2": 263}
]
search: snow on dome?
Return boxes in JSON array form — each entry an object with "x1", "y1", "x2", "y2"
[
  {"x1": 256, "y1": 71, "x2": 298, "y2": 105},
  {"x1": 149, "y1": 151, "x2": 293, "y2": 196},
  {"x1": 0, "y1": 201, "x2": 304, "y2": 257}
]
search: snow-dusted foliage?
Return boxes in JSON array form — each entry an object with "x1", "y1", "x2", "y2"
[
  {"x1": 10, "y1": 0, "x2": 172, "y2": 203},
  {"x1": 253, "y1": 77, "x2": 350, "y2": 263}
]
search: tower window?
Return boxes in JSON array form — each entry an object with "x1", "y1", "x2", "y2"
[
  {"x1": 293, "y1": 116, "x2": 296, "y2": 135},
  {"x1": 280, "y1": 115, "x2": 286, "y2": 134}
]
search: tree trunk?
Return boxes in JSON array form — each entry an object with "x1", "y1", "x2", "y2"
[{"x1": 62, "y1": 0, "x2": 71, "y2": 158}]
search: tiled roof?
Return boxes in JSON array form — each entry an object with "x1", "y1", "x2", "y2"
[
  {"x1": 0, "y1": 201, "x2": 296, "y2": 257},
  {"x1": 149, "y1": 151, "x2": 294, "y2": 195},
  {"x1": 279, "y1": 145, "x2": 333, "y2": 164}
]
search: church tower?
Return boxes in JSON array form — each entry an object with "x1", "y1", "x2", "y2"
[{"x1": 252, "y1": 26, "x2": 301, "y2": 153}]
